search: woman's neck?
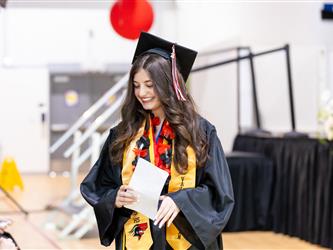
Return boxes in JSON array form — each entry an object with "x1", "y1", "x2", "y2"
[{"x1": 152, "y1": 108, "x2": 165, "y2": 121}]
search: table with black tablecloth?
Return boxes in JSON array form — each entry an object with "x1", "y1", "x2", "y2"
[
  {"x1": 225, "y1": 151, "x2": 273, "y2": 232},
  {"x1": 230, "y1": 134, "x2": 333, "y2": 249}
]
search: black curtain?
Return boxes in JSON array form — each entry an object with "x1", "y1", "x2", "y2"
[
  {"x1": 225, "y1": 152, "x2": 273, "y2": 231},
  {"x1": 233, "y1": 135, "x2": 333, "y2": 249}
]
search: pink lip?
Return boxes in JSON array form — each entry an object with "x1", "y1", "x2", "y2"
[{"x1": 141, "y1": 98, "x2": 153, "y2": 103}]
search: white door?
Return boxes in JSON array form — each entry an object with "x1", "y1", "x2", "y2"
[{"x1": 0, "y1": 68, "x2": 49, "y2": 173}]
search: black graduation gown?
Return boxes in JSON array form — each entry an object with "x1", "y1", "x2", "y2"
[{"x1": 80, "y1": 117, "x2": 234, "y2": 250}]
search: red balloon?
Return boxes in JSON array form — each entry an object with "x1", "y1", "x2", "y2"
[{"x1": 110, "y1": 0, "x2": 154, "y2": 40}]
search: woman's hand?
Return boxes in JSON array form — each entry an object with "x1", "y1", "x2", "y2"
[
  {"x1": 154, "y1": 196, "x2": 180, "y2": 228},
  {"x1": 0, "y1": 219, "x2": 12, "y2": 233},
  {"x1": 0, "y1": 237, "x2": 17, "y2": 250},
  {"x1": 115, "y1": 185, "x2": 139, "y2": 208}
]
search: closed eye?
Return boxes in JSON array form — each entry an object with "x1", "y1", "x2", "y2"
[{"x1": 133, "y1": 81, "x2": 153, "y2": 88}]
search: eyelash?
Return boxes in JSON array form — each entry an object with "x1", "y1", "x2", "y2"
[{"x1": 133, "y1": 84, "x2": 153, "y2": 88}]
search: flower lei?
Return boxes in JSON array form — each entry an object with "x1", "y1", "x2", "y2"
[{"x1": 132, "y1": 115, "x2": 175, "y2": 175}]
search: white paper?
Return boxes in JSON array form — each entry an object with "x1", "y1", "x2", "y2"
[{"x1": 125, "y1": 157, "x2": 169, "y2": 219}]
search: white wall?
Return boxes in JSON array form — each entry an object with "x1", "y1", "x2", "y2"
[
  {"x1": 0, "y1": 3, "x2": 176, "y2": 172},
  {"x1": 0, "y1": 8, "x2": 136, "y2": 66},
  {"x1": 0, "y1": 68, "x2": 49, "y2": 173},
  {"x1": 239, "y1": 2, "x2": 332, "y2": 134},
  {"x1": 175, "y1": 1, "x2": 333, "y2": 151},
  {"x1": 0, "y1": 3, "x2": 176, "y2": 67},
  {"x1": 174, "y1": 2, "x2": 241, "y2": 151},
  {"x1": 0, "y1": 2, "x2": 332, "y2": 164}
]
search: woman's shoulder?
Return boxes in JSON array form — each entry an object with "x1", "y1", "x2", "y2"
[
  {"x1": 109, "y1": 122, "x2": 121, "y2": 134},
  {"x1": 197, "y1": 115, "x2": 216, "y2": 135},
  {"x1": 107, "y1": 122, "x2": 122, "y2": 141}
]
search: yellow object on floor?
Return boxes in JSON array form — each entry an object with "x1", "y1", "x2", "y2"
[{"x1": 0, "y1": 156, "x2": 24, "y2": 191}]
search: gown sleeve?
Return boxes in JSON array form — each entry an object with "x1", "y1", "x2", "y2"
[
  {"x1": 80, "y1": 129, "x2": 131, "y2": 246},
  {"x1": 167, "y1": 125, "x2": 234, "y2": 249}
]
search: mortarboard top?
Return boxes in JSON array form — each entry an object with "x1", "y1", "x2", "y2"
[{"x1": 132, "y1": 32, "x2": 197, "y2": 82}]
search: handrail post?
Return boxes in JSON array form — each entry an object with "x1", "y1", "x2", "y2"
[
  {"x1": 70, "y1": 130, "x2": 81, "y2": 194},
  {"x1": 285, "y1": 44, "x2": 296, "y2": 131},
  {"x1": 91, "y1": 132, "x2": 101, "y2": 167},
  {"x1": 248, "y1": 52, "x2": 261, "y2": 129},
  {"x1": 63, "y1": 89, "x2": 127, "y2": 158}
]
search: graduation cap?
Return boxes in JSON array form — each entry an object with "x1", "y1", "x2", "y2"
[{"x1": 132, "y1": 32, "x2": 198, "y2": 101}]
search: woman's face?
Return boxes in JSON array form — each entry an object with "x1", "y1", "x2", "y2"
[{"x1": 133, "y1": 68, "x2": 163, "y2": 117}]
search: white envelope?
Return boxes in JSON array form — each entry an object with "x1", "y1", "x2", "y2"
[{"x1": 125, "y1": 157, "x2": 169, "y2": 219}]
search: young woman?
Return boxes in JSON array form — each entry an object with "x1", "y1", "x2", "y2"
[{"x1": 81, "y1": 32, "x2": 234, "y2": 250}]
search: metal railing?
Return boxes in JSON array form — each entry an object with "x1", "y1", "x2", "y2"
[
  {"x1": 49, "y1": 72, "x2": 129, "y2": 155},
  {"x1": 47, "y1": 72, "x2": 128, "y2": 239}
]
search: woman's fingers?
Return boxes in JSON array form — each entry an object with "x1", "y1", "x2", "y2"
[
  {"x1": 158, "y1": 208, "x2": 174, "y2": 228},
  {"x1": 167, "y1": 211, "x2": 178, "y2": 227},
  {"x1": 154, "y1": 195, "x2": 167, "y2": 220},
  {"x1": 154, "y1": 197, "x2": 180, "y2": 228},
  {"x1": 154, "y1": 201, "x2": 168, "y2": 225},
  {"x1": 120, "y1": 190, "x2": 137, "y2": 199},
  {"x1": 118, "y1": 196, "x2": 136, "y2": 204},
  {"x1": 121, "y1": 185, "x2": 135, "y2": 192},
  {"x1": 115, "y1": 185, "x2": 139, "y2": 208}
]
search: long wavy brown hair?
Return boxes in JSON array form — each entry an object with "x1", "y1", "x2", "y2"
[{"x1": 109, "y1": 53, "x2": 208, "y2": 173}]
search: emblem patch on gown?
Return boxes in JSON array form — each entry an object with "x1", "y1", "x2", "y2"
[{"x1": 129, "y1": 223, "x2": 148, "y2": 240}]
